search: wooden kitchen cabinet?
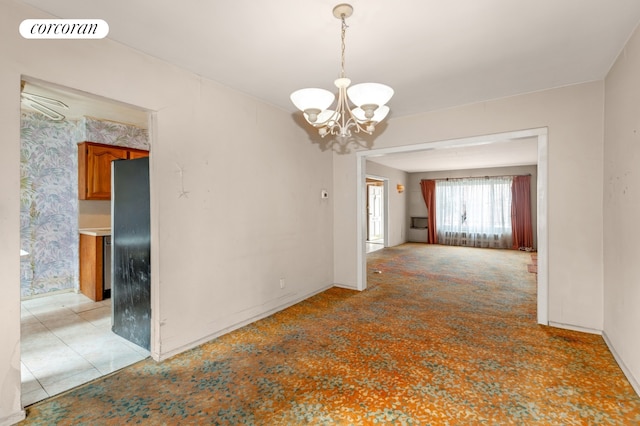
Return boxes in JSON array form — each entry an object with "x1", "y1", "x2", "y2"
[
  {"x1": 79, "y1": 233, "x2": 104, "y2": 302},
  {"x1": 78, "y1": 142, "x2": 127, "y2": 200},
  {"x1": 78, "y1": 141, "x2": 149, "y2": 200},
  {"x1": 128, "y1": 149, "x2": 149, "y2": 159}
]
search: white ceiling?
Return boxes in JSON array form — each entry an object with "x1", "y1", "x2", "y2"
[
  {"x1": 367, "y1": 137, "x2": 538, "y2": 173},
  {"x1": 21, "y1": 79, "x2": 149, "y2": 128},
  {"x1": 16, "y1": 0, "x2": 640, "y2": 170}
]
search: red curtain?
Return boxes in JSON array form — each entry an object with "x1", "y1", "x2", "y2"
[
  {"x1": 511, "y1": 175, "x2": 533, "y2": 250},
  {"x1": 419, "y1": 180, "x2": 438, "y2": 244}
]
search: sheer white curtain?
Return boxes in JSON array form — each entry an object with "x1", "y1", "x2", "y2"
[{"x1": 436, "y1": 177, "x2": 513, "y2": 248}]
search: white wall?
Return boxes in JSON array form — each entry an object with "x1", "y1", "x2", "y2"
[
  {"x1": 365, "y1": 161, "x2": 408, "y2": 247},
  {"x1": 408, "y1": 165, "x2": 538, "y2": 247},
  {"x1": 603, "y1": 22, "x2": 640, "y2": 393},
  {"x1": 1, "y1": 1, "x2": 333, "y2": 422},
  {"x1": 334, "y1": 82, "x2": 604, "y2": 333}
]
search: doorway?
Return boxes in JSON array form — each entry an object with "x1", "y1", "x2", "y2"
[
  {"x1": 356, "y1": 128, "x2": 548, "y2": 325},
  {"x1": 366, "y1": 177, "x2": 386, "y2": 253},
  {"x1": 19, "y1": 78, "x2": 152, "y2": 405}
]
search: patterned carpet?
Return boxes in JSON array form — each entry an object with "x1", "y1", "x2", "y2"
[{"x1": 21, "y1": 244, "x2": 640, "y2": 425}]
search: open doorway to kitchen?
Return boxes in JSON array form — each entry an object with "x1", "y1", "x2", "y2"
[
  {"x1": 366, "y1": 177, "x2": 387, "y2": 253},
  {"x1": 19, "y1": 77, "x2": 151, "y2": 406}
]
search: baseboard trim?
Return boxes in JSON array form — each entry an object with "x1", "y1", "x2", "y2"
[
  {"x1": 0, "y1": 410, "x2": 26, "y2": 426},
  {"x1": 602, "y1": 331, "x2": 640, "y2": 397},
  {"x1": 548, "y1": 321, "x2": 602, "y2": 335},
  {"x1": 154, "y1": 283, "x2": 335, "y2": 362},
  {"x1": 20, "y1": 288, "x2": 75, "y2": 301},
  {"x1": 333, "y1": 283, "x2": 360, "y2": 291},
  {"x1": 546, "y1": 323, "x2": 639, "y2": 398}
]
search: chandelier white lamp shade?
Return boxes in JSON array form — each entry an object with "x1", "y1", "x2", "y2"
[{"x1": 290, "y1": 4, "x2": 393, "y2": 139}]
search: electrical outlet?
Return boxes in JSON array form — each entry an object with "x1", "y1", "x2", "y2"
[{"x1": 280, "y1": 278, "x2": 285, "y2": 289}]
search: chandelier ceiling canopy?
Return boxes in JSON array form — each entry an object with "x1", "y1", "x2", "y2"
[{"x1": 290, "y1": 4, "x2": 393, "y2": 141}]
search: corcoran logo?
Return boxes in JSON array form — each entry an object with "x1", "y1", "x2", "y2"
[{"x1": 19, "y1": 19, "x2": 109, "y2": 39}]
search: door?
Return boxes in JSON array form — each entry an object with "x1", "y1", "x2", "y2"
[
  {"x1": 111, "y1": 157, "x2": 151, "y2": 350},
  {"x1": 368, "y1": 184, "x2": 384, "y2": 241}
]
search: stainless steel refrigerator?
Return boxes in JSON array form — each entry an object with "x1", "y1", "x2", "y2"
[{"x1": 111, "y1": 157, "x2": 151, "y2": 350}]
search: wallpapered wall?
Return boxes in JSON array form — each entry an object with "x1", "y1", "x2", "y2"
[
  {"x1": 20, "y1": 113, "x2": 149, "y2": 298},
  {"x1": 84, "y1": 116, "x2": 149, "y2": 149}
]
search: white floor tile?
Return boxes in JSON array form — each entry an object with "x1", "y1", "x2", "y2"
[
  {"x1": 21, "y1": 363, "x2": 43, "y2": 395},
  {"x1": 21, "y1": 328, "x2": 68, "y2": 357},
  {"x1": 21, "y1": 306, "x2": 40, "y2": 324},
  {"x1": 21, "y1": 297, "x2": 55, "y2": 309},
  {"x1": 95, "y1": 299, "x2": 111, "y2": 308},
  {"x1": 24, "y1": 346, "x2": 91, "y2": 376},
  {"x1": 44, "y1": 317, "x2": 103, "y2": 342},
  {"x1": 66, "y1": 302, "x2": 100, "y2": 314},
  {"x1": 26, "y1": 305, "x2": 78, "y2": 323},
  {"x1": 83, "y1": 341, "x2": 147, "y2": 375},
  {"x1": 65, "y1": 331, "x2": 119, "y2": 356},
  {"x1": 78, "y1": 306, "x2": 112, "y2": 329},
  {"x1": 21, "y1": 294, "x2": 149, "y2": 406},
  {"x1": 41, "y1": 368, "x2": 102, "y2": 397},
  {"x1": 22, "y1": 386, "x2": 49, "y2": 407},
  {"x1": 65, "y1": 295, "x2": 104, "y2": 314},
  {"x1": 22, "y1": 292, "x2": 75, "y2": 308},
  {"x1": 118, "y1": 337, "x2": 152, "y2": 356},
  {"x1": 366, "y1": 242, "x2": 384, "y2": 253},
  {"x1": 20, "y1": 320, "x2": 50, "y2": 337},
  {"x1": 48, "y1": 292, "x2": 90, "y2": 306},
  {"x1": 39, "y1": 311, "x2": 89, "y2": 327},
  {"x1": 33, "y1": 358, "x2": 97, "y2": 388}
]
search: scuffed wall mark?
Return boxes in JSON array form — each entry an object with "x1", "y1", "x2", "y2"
[
  {"x1": 610, "y1": 172, "x2": 631, "y2": 196},
  {"x1": 622, "y1": 171, "x2": 630, "y2": 196},
  {"x1": 175, "y1": 163, "x2": 190, "y2": 198}
]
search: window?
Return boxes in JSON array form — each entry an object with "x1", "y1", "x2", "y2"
[{"x1": 435, "y1": 177, "x2": 512, "y2": 248}]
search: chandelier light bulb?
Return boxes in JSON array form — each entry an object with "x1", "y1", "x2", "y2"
[
  {"x1": 304, "y1": 109, "x2": 338, "y2": 125},
  {"x1": 290, "y1": 3, "x2": 393, "y2": 142},
  {"x1": 361, "y1": 104, "x2": 377, "y2": 119},
  {"x1": 352, "y1": 105, "x2": 390, "y2": 123},
  {"x1": 305, "y1": 108, "x2": 321, "y2": 123}
]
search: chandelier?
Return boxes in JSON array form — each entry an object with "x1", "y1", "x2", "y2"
[{"x1": 290, "y1": 3, "x2": 393, "y2": 140}]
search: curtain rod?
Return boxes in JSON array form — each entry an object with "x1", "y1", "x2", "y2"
[{"x1": 421, "y1": 173, "x2": 531, "y2": 182}]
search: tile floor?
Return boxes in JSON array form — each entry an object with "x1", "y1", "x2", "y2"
[
  {"x1": 21, "y1": 292, "x2": 150, "y2": 407},
  {"x1": 366, "y1": 240, "x2": 384, "y2": 253}
]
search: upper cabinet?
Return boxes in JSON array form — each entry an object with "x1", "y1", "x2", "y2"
[
  {"x1": 78, "y1": 141, "x2": 149, "y2": 200},
  {"x1": 128, "y1": 149, "x2": 150, "y2": 160}
]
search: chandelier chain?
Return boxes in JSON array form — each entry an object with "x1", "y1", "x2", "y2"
[
  {"x1": 340, "y1": 15, "x2": 348, "y2": 78},
  {"x1": 289, "y1": 4, "x2": 393, "y2": 149}
]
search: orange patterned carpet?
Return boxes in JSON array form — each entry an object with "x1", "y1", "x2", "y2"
[{"x1": 21, "y1": 244, "x2": 640, "y2": 424}]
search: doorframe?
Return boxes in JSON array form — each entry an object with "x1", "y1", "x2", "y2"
[
  {"x1": 365, "y1": 175, "x2": 388, "y2": 246},
  {"x1": 356, "y1": 127, "x2": 549, "y2": 325},
  {"x1": 18, "y1": 77, "x2": 157, "y2": 392}
]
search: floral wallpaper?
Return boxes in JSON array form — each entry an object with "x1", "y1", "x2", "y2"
[
  {"x1": 20, "y1": 112, "x2": 83, "y2": 297},
  {"x1": 20, "y1": 112, "x2": 149, "y2": 298},
  {"x1": 83, "y1": 117, "x2": 149, "y2": 150}
]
